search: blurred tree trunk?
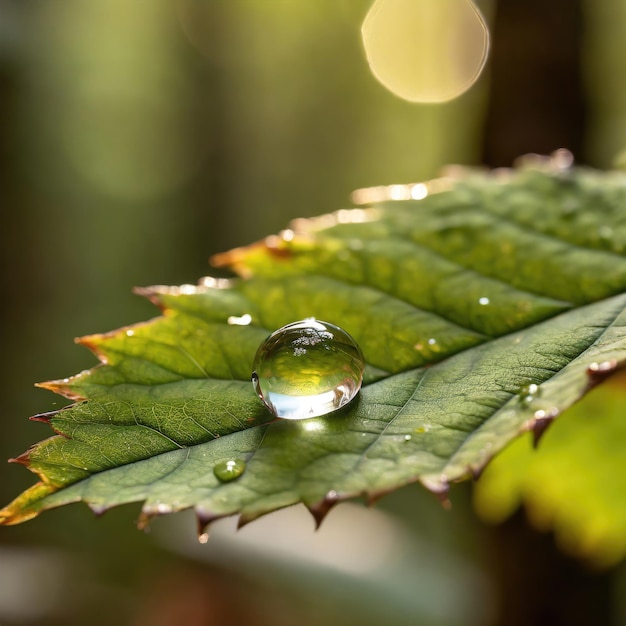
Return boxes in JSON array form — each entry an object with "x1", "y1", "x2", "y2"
[
  {"x1": 482, "y1": 0, "x2": 586, "y2": 166},
  {"x1": 490, "y1": 512, "x2": 612, "y2": 626},
  {"x1": 482, "y1": 3, "x2": 618, "y2": 625}
]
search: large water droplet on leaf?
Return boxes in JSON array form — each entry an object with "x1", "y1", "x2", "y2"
[
  {"x1": 362, "y1": 0, "x2": 489, "y2": 103},
  {"x1": 252, "y1": 319, "x2": 365, "y2": 420},
  {"x1": 213, "y1": 459, "x2": 246, "y2": 482}
]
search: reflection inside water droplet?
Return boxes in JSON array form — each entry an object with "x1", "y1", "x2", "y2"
[
  {"x1": 252, "y1": 319, "x2": 365, "y2": 420},
  {"x1": 213, "y1": 459, "x2": 246, "y2": 482}
]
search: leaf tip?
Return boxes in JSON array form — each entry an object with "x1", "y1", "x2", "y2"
[
  {"x1": 0, "y1": 482, "x2": 57, "y2": 526},
  {"x1": 524, "y1": 407, "x2": 559, "y2": 447},
  {"x1": 586, "y1": 359, "x2": 621, "y2": 386},
  {"x1": 29, "y1": 411, "x2": 55, "y2": 424},
  {"x1": 211, "y1": 233, "x2": 295, "y2": 277},
  {"x1": 137, "y1": 502, "x2": 176, "y2": 532},
  {"x1": 9, "y1": 451, "x2": 31, "y2": 468},
  {"x1": 469, "y1": 464, "x2": 485, "y2": 481},
  {"x1": 133, "y1": 286, "x2": 165, "y2": 310},
  {"x1": 195, "y1": 508, "x2": 222, "y2": 538},
  {"x1": 74, "y1": 334, "x2": 106, "y2": 360},
  {"x1": 420, "y1": 475, "x2": 451, "y2": 509},
  {"x1": 236, "y1": 510, "x2": 262, "y2": 530},
  {"x1": 35, "y1": 379, "x2": 86, "y2": 401},
  {"x1": 306, "y1": 490, "x2": 339, "y2": 529},
  {"x1": 88, "y1": 503, "x2": 108, "y2": 517}
]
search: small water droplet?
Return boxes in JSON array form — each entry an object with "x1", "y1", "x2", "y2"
[
  {"x1": 518, "y1": 383, "x2": 540, "y2": 407},
  {"x1": 478, "y1": 297, "x2": 490, "y2": 305},
  {"x1": 551, "y1": 148, "x2": 574, "y2": 170},
  {"x1": 201, "y1": 276, "x2": 232, "y2": 289},
  {"x1": 411, "y1": 183, "x2": 428, "y2": 200},
  {"x1": 227, "y1": 313, "x2": 252, "y2": 326},
  {"x1": 213, "y1": 459, "x2": 246, "y2": 482},
  {"x1": 428, "y1": 338, "x2": 437, "y2": 346},
  {"x1": 404, "y1": 434, "x2": 412, "y2": 441},
  {"x1": 126, "y1": 329, "x2": 135, "y2": 337},
  {"x1": 252, "y1": 319, "x2": 365, "y2": 419},
  {"x1": 389, "y1": 184, "x2": 411, "y2": 200},
  {"x1": 588, "y1": 360, "x2": 617, "y2": 374},
  {"x1": 198, "y1": 532, "x2": 210, "y2": 544}
]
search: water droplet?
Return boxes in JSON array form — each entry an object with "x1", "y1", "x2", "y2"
[
  {"x1": 200, "y1": 276, "x2": 232, "y2": 289},
  {"x1": 404, "y1": 434, "x2": 412, "y2": 441},
  {"x1": 198, "y1": 532, "x2": 210, "y2": 544},
  {"x1": 213, "y1": 459, "x2": 246, "y2": 482},
  {"x1": 588, "y1": 360, "x2": 617, "y2": 374},
  {"x1": 478, "y1": 297, "x2": 490, "y2": 305},
  {"x1": 389, "y1": 184, "x2": 411, "y2": 200},
  {"x1": 252, "y1": 319, "x2": 365, "y2": 419},
  {"x1": 518, "y1": 383, "x2": 540, "y2": 407},
  {"x1": 411, "y1": 183, "x2": 428, "y2": 200},
  {"x1": 428, "y1": 338, "x2": 437, "y2": 346},
  {"x1": 227, "y1": 313, "x2": 252, "y2": 326},
  {"x1": 551, "y1": 148, "x2": 574, "y2": 170}
]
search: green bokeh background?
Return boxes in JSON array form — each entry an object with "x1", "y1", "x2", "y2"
[{"x1": 1, "y1": 1, "x2": 625, "y2": 624}]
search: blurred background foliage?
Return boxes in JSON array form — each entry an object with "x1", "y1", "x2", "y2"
[{"x1": 1, "y1": 0, "x2": 626, "y2": 624}]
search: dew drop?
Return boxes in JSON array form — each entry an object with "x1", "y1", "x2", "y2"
[
  {"x1": 518, "y1": 383, "x2": 540, "y2": 407},
  {"x1": 213, "y1": 459, "x2": 246, "y2": 482},
  {"x1": 588, "y1": 360, "x2": 617, "y2": 374},
  {"x1": 404, "y1": 434, "x2": 412, "y2": 441},
  {"x1": 326, "y1": 490, "x2": 338, "y2": 501},
  {"x1": 478, "y1": 297, "x2": 490, "y2": 305},
  {"x1": 251, "y1": 319, "x2": 365, "y2": 420},
  {"x1": 227, "y1": 313, "x2": 252, "y2": 326}
]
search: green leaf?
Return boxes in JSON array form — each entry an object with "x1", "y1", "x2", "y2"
[
  {"x1": 473, "y1": 372, "x2": 626, "y2": 568},
  {"x1": 4, "y1": 154, "x2": 626, "y2": 540}
]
